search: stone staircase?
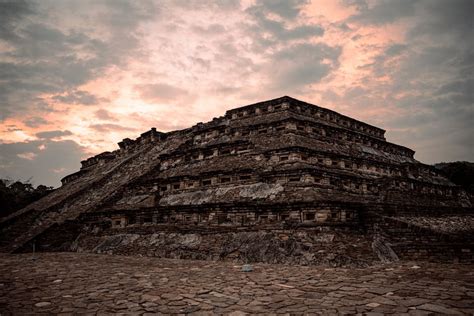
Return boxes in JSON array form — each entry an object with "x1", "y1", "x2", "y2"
[
  {"x1": 0, "y1": 134, "x2": 188, "y2": 253},
  {"x1": 0, "y1": 209, "x2": 44, "y2": 251},
  {"x1": 370, "y1": 212, "x2": 474, "y2": 263}
]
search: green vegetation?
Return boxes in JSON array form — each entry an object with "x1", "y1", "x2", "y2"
[
  {"x1": 434, "y1": 161, "x2": 474, "y2": 194},
  {"x1": 0, "y1": 179, "x2": 54, "y2": 218}
]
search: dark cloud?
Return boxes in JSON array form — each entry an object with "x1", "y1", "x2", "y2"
[
  {"x1": 335, "y1": 22, "x2": 352, "y2": 32},
  {"x1": 171, "y1": 0, "x2": 240, "y2": 11},
  {"x1": 269, "y1": 43, "x2": 341, "y2": 89},
  {"x1": 190, "y1": 56, "x2": 211, "y2": 70},
  {"x1": 0, "y1": 0, "x2": 34, "y2": 41},
  {"x1": 251, "y1": 0, "x2": 308, "y2": 19},
  {"x1": 385, "y1": 106, "x2": 474, "y2": 163},
  {"x1": 342, "y1": 0, "x2": 474, "y2": 163},
  {"x1": 348, "y1": 0, "x2": 473, "y2": 42},
  {"x1": 52, "y1": 90, "x2": 106, "y2": 106},
  {"x1": 247, "y1": 1, "x2": 323, "y2": 45},
  {"x1": 342, "y1": 0, "x2": 368, "y2": 12},
  {"x1": 0, "y1": 0, "x2": 158, "y2": 120},
  {"x1": 0, "y1": 139, "x2": 86, "y2": 187},
  {"x1": 36, "y1": 130, "x2": 73, "y2": 139},
  {"x1": 408, "y1": 0, "x2": 473, "y2": 41},
  {"x1": 89, "y1": 123, "x2": 137, "y2": 133},
  {"x1": 95, "y1": 109, "x2": 117, "y2": 121},
  {"x1": 344, "y1": 86, "x2": 368, "y2": 99},
  {"x1": 436, "y1": 78, "x2": 474, "y2": 101},
  {"x1": 347, "y1": 0, "x2": 418, "y2": 25},
  {"x1": 96, "y1": 0, "x2": 158, "y2": 30},
  {"x1": 1, "y1": 125, "x2": 21, "y2": 133},
  {"x1": 385, "y1": 44, "x2": 407, "y2": 57},
  {"x1": 24, "y1": 116, "x2": 48, "y2": 128}
]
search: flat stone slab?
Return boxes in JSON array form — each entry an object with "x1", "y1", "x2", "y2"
[{"x1": 0, "y1": 253, "x2": 473, "y2": 314}]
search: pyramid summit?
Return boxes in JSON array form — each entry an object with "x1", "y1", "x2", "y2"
[{"x1": 1, "y1": 96, "x2": 472, "y2": 264}]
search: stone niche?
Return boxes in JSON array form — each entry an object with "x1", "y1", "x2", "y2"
[
  {"x1": 111, "y1": 216, "x2": 128, "y2": 228},
  {"x1": 316, "y1": 210, "x2": 331, "y2": 222},
  {"x1": 301, "y1": 209, "x2": 350, "y2": 223}
]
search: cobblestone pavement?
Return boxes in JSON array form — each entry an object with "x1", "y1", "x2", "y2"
[{"x1": 0, "y1": 253, "x2": 473, "y2": 315}]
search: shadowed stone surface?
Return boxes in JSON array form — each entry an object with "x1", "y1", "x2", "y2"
[
  {"x1": 1, "y1": 96, "x2": 472, "y2": 263},
  {"x1": 0, "y1": 253, "x2": 473, "y2": 315}
]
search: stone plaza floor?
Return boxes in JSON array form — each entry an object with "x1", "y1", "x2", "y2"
[{"x1": 0, "y1": 253, "x2": 473, "y2": 315}]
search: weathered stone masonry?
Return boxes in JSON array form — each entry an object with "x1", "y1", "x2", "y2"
[{"x1": 1, "y1": 96, "x2": 472, "y2": 264}]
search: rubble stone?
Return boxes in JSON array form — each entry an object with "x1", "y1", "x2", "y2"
[{"x1": 0, "y1": 253, "x2": 472, "y2": 315}]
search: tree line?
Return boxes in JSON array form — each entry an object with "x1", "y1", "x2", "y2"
[
  {"x1": 434, "y1": 161, "x2": 474, "y2": 194},
  {"x1": 0, "y1": 179, "x2": 54, "y2": 218}
]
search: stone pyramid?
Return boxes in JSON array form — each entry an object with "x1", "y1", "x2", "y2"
[{"x1": 1, "y1": 96, "x2": 472, "y2": 262}]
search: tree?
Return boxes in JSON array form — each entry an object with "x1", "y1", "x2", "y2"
[
  {"x1": 434, "y1": 161, "x2": 474, "y2": 194},
  {"x1": 0, "y1": 179, "x2": 54, "y2": 218}
]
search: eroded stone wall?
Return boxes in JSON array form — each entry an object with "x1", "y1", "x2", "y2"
[{"x1": 74, "y1": 228, "x2": 376, "y2": 267}]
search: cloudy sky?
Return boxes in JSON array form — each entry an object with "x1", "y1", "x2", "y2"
[{"x1": 0, "y1": 0, "x2": 472, "y2": 187}]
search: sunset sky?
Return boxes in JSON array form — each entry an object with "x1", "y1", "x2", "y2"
[{"x1": 0, "y1": 0, "x2": 472, "y2": 187}]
